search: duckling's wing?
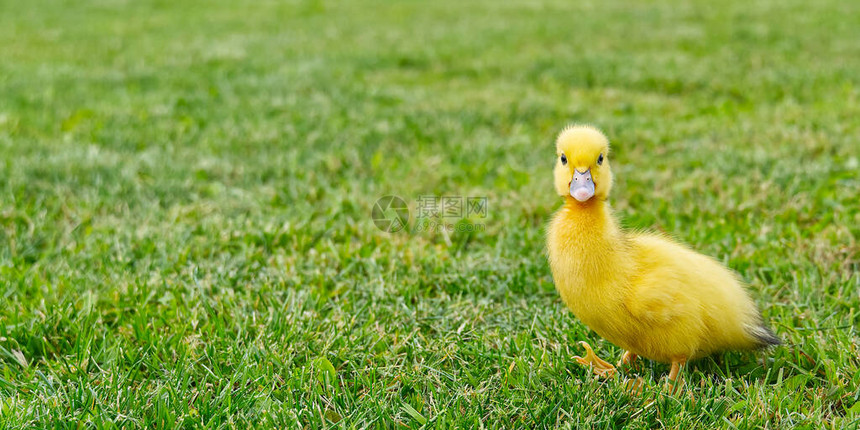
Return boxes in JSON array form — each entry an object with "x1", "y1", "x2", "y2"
[
  {"x1": 623, "y1": 267, "x2": 691, "y2": 326},
  {"x1": 622, "y1": 235, "x2": 702, "y2": 326}
]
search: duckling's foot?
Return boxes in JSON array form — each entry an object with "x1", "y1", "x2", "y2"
[
  {"x1": 573, "y1": 341, "x2": 617, "y2": 378},
  {"x1": 665, "y1": 358, "x2": 687, "y2": 393},
  {"x1": 617, "y1": 351, "x2": 638, "y2": 368},
  {"x1": 624, "y1": 377, "x2": 645, "y2": 395}
]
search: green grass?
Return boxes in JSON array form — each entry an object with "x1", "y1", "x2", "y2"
[{"x1": 1, "y1": 0, "x2": 858, "y2": 428}]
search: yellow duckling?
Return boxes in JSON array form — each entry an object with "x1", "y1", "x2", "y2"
[{"x1": 546, "y1": 125, "x2": 779, "y2": 385}]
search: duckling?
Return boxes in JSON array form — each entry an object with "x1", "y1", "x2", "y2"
[{"x1": 546, "y1": 125, "x2": 779, "y2": 386}]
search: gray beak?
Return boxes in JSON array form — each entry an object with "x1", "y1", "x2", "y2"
[{"x1": 569, "y1": 169, "x2": 595, "y2": 202}]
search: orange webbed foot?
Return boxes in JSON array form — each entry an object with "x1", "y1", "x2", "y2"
[
  {"x1": 573, "y1": 341, "x2": 617, "y2": 378},
  {"x1": 624, "y1": 376, "x2": 645, "y2": 395}
]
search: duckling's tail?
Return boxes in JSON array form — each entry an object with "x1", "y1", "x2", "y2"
[{"x1": 748, "y1": 324, "x2": 781, "y2": 347}]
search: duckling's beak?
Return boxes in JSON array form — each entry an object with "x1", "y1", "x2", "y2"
[{"x1": 569, "y1": 168, "x2": 595, "y2": 202}]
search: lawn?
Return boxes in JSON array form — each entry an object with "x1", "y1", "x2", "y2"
[{"x1": 1, "y1": 0, "x2": 858, "y2": 428}]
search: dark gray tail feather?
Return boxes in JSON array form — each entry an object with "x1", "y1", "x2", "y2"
[{"x1": 748, "y1": 324, "x2": 781, "y2": 347}]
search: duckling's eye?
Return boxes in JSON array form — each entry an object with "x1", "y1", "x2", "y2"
[
  {"x1": 597, "y1": 153, "x2": 604, "y2": 165},
  {"x1": 560, "y1": 154, "x2": 567, "y2": 165}
]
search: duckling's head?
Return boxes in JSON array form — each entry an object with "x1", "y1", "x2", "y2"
[{"x1": 553, "y1": 125, "x2": 613, "y2": 202}]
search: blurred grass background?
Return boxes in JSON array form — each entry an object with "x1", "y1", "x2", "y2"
[{"x1": 0, "y1": 0, "x2": 858, "y2": 427}]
